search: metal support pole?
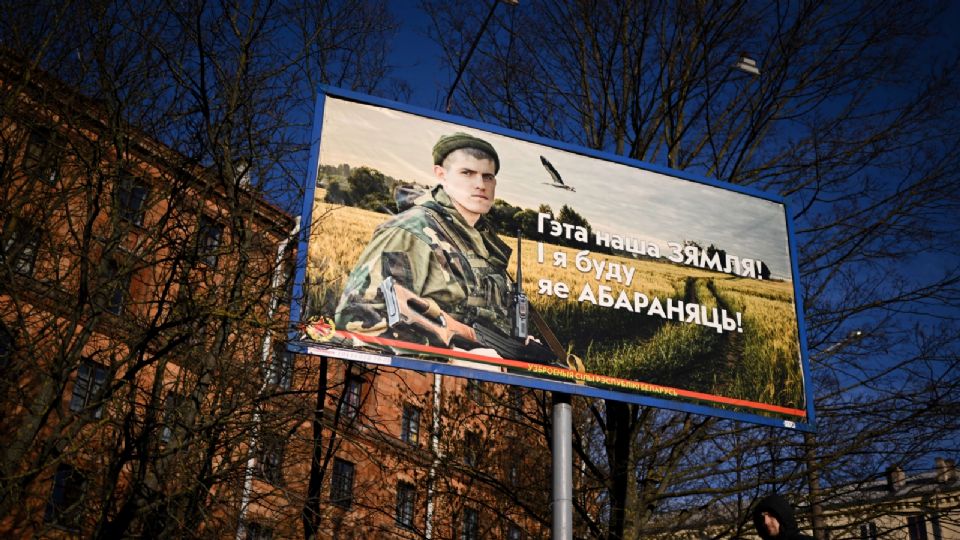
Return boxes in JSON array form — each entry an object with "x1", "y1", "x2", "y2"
[
  {"x1": 552, "y1": 392, "x2": 573, "y2": 539},
  {"x1": 805, "y1": 432, "x2": 826, "y2": 540},
  {"x1": 236, "y1": 217, "x2": 299, "y2": 540}
]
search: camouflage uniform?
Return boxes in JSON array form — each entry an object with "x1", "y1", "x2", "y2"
[{"x1": 335, "y1": 185, "x2": 514, "y2": 344}]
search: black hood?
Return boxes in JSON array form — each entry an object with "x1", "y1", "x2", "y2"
[{"x1": 752, "y1": 494, "x2": 799, "y2": 539}]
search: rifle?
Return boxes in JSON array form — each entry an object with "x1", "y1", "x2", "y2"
[{"x1": 379, "y1": 276, "x2": 556, "y2": 365}]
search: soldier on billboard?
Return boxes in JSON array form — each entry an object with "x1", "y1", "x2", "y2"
[{"x1": 329, "y1": 132, "x2": 557, "y2": 364}]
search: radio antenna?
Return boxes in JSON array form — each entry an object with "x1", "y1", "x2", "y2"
[
  {"x1": 512, "y1": 227, "x2": 529, "y2": 339},
  {"x1": 515, "y1": 227, "x2": 522, "y2": 289}
]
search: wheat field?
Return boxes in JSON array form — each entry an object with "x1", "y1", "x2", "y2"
[{"x1": 304, "y1": 191, "x2": 805, "y2": 410}]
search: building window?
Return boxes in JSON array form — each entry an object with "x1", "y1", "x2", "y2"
[
  {"x1": 254, "y1": 434, "x2": 285, "y2": 485},
  {"x1": 395, "y1": 481, "x2": 416, "y2": 529},
  {"x1": 401, "y1": 404, "x2": 420, "y2": 445},
  {"x1": 506, "y1": 461, "x2": 519, "y2": 486},
  {"x1": 330, "y1": 458, "x2": 355, "y2": 509},
  {"x1": 466, "y1": 379, "x2": 483, "y2": 403},
  {"x1": 464, "y1": 431, "x2": 481, "y2": 468},
  {"x1": 96, "y1": 258, "x2": 130, "y2": 315},
  {"x1": 278, "y1": 260, "x2": 295, "y2": 307},
  {"x1": 508, "y1": 386, "x2": 523, "y2": 420},
  {"x1": 0, "y1": 324, "x2": 12, "y2": 372},
  {"x1": 461, "y1": 507, "x2": 479, "y2": 540},
  {"x1": 244, "y1": 521, "x2": 274, "y2": 540},
  {"x1": 160, "y1": 392, "x2": 186, "y2": 444},
  {"x1": 908, "y1": 515, "x2": 928, "y2": 540},
  {"x1": 265, "y1": 349, "x2": 294, "y2": 390},
  {"x1": 859, "y1": 522, "x2": 877, "y2": 540},
  {"x1": 24, "y1": 128, "x2": 61, "y2": 184},
  {"x1": 338, "y1": 376, "x2": 362, "y2": 423},
  {"x1": 44, "y1": 464, "x2": 86, "y2": 529},
  {"x1": 195, "y1": 215, "x2": 223, "y2": 267},
  {"x1": 2, "y1": 216, "x2": 41, "y2": 275},
  {"x1": 931, "y1": 513, "x2": 942, "y2": 540},
  {"x1": 114, "y1": 172, "x2": 150, "y2": 226},
  {"x1": 506, "y1": 522, "x2": 523, "y2": 540},
  {"x1": 69, "y1": 360, "x2": 107, "y2": 418}
]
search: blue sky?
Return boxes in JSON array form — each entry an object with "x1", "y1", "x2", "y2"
[
  {"x1": 387, "y1": 1, "x2": 447, "y2": 109},
  {"x1": 385, "y1": 2, "x2": 960, "y2": 110}
]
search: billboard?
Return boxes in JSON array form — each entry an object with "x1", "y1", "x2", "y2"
[{"x1": 290, "y1": 88, "x2": 813, "y2": 431}]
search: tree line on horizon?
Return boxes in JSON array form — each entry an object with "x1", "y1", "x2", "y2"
[{"x1": 319, "y1": 162, "x2": 767, "y2": 277}]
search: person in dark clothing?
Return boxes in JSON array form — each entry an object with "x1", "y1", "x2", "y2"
[{"x1": 752, "y1": 494, "x2": 814, "y2": 540}]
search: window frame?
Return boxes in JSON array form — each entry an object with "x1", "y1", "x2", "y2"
[
  {"x1": 160, "y1": 392, "x2": 187, "y2": 445},
  {"x1": 461, "y1": 507, "x2": 479, "y2": 540},
  {"x1": 195, "y1": 214, "x2": 224, "y2": 267},
  {"x1": 69, "y1": 360, "x2": 107, "y2": 419},
  {"x1": 466, "y1": 378, "x2": 483, "y2": 403},
  {"x1": 908, "y1": 514, "x2": 928, "y2": 540},
  {"x1": 330, "y1": 457, "x2": 355, "y2": 509},
  {"x1": 508, "y1": 386, "x2": 524, "y2": 420},
  {"x1": 244, "y1": 521, "x2": 274, "y2": 540},
  {"x1": 338, "y1": 375, "x2": 362, "y2": 424},
  {"x1": 44, "y1": 463, "x2": 86, "y2": 530},
  {"x1": 2, "y1": 216, "x2": 41, "y2": 275},
  {"x1": 96, "y1": 257, "x2": 131, "y2": 315},
  {"x1": 23, "y1": 127, "x2": 62, "y2": 184},
  {"x1": 464, "y1": 430, "x2": 481, "y2": 468},
  {"x1": 395, "y1": 481, "x2": 416, "y2": 529},
  {"x1": 400, "y1": 404, "x2": 421, "y2": 445},
  {"x1": 506, "y1": 461, "x2": 519, "y2": 487},
  {"x1": 0, "y1": 324, "x2": 12, "y2": 373},
  {"x1": 114, "y1": 172, "x2": 150, "y2": 226},
  {"x1": 254, "y1": 433, "x2": 285, "y2": 485},
  {"x1": 265, "y1": 348, "x2": 294, "y2": 390}
]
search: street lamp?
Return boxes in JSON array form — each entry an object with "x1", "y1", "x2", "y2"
[
  {"x1": 820, "y1": 330, "x2": 864, "y2": 356},
  {"x1": 734, "y1": 55, "x2": 761, "y2": 76}
]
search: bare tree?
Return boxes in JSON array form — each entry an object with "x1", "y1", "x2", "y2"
[
  {"x1": 0, "y1": 0, "x2": 403, "y2": 537},
  {"x1": 424, "y1": 1, "x2": 960, "y2": 538}
]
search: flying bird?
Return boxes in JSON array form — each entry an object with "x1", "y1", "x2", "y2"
[{"x1": 540, "y1": 155, "x2": 575, "y2": 192}]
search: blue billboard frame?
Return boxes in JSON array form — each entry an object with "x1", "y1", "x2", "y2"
[{"x1": 289, "y1": 86, "x2": 814, "y2": 432}]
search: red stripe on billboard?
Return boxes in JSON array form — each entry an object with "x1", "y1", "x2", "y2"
[{"x1": 336, "y1": 330, "x2": 806, "y2": 418}]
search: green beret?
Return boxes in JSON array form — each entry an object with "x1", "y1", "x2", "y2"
[{"x1": 432, "y1": 132, "x2": 500, "y2": 173}]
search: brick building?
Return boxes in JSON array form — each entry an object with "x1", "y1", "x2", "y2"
[
  {"x1": 814, "y1": 458, "x2": 959, "y2": 540},
  {"x1": 1, "y1": 52, "x2": 295, "y2": 537},
  {"x1": 0, "y1": 53, "x2": 554, "y2": 539}
]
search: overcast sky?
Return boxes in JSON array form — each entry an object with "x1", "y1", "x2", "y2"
[{"x1": 317, "y1": 96, "x2": 794, "y2": 280}]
